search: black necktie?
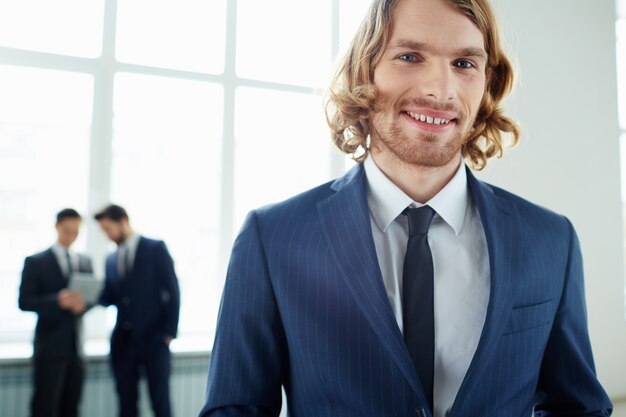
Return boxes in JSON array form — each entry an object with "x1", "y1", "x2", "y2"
[
  {"x1": 119, "y1": 247, "x2": 130, "y2": 279},
  {"x1": 65, "y1": 250, "x2": 73, "y2": 278},
  {"x1": 402, "y1": 205, "x2": 436, "y2": 409}
]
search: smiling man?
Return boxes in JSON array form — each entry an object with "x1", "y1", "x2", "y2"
[{"x1": 199, "y1": 0, "x2": 612, "y2": 416}]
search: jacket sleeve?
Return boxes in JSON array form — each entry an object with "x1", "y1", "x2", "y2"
[
  {"x1": 198, "y1": 211, "x2": 286, "y2": 417},
  {"x1": 98, "y1": 255, "x2": 115, "y2": 307},
  {"x1": 18, "y1": 256, "x2": 66, "y2": 321},
  {"x1": 156, "y1": 241, "x2": 180, "y2": 339},
  {"x1": 534, "y1": 218, "x2": 612, "y2": 417},
  {"x1": 81, "y1": 255, "x2": 98, "y2": 313}
]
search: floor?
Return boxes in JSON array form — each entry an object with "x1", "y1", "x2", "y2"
[{"x1": 614, "y1": 399, "x2": 626, "y2": 416}]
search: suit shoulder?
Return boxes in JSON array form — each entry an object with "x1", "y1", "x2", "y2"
[
  {"x1": 251, "y1": 165, "x2": 364, "y2": 224},
  {"x1": 25, "y1": 249, "x2": 54, "y2": 263},
  {"x1": 140, "y1": 236, "x2": 162, "y2": 245},
  {"x1": 483, "y1": 182, "x2": 571, "y2": 232},
  {"x1": 138, "y1": 237, "x2": 170, "y2": 256},
  {"x1": 238, "y1": 179, "x2": 336, "y2": 240},
  {"x1": 255, "y1": 179, "x2": 336, "y2": 221},
  {"x1": 140, "y1": 236, "x2": 167, "y2": 249},
  {"x1": 486, "y1": 183, "x2": 560, "y2": 215}
]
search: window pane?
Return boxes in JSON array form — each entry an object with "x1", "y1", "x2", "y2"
[
  {"x1": 0, "y1": 66, "x2": 93, "y2": 342},
  {"x1": 116, "y1": 0, "x2": 226, "y2": 74},
  {"x1": 234, "y1": 87, "x2": 333, "y2": 230},
  {"x1": 111, "y1": 73, "x2": 223, "y2": 337},
  {"x1": 339, "y1": 0, "x2": 372, "y2": 55},
  {"x1": 617, "y1": 19, "x2": 626, "y2": 129},
  {"x1": 0, "y1": 0, "x2": 104, "y2": 58},
  {"x1": 236, "y1": 0, "x2": 332, "y2": 87}
]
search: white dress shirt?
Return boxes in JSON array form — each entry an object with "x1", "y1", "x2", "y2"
[
  {"x1": 52, "y1": 242, "x2": 78, "y2": 277},
  {"x1": 117, "y1": 232, "x2": 141, "y2": 277},
  {"x1": 363, "y1": 155, "x2": 490, "y2": 417}
]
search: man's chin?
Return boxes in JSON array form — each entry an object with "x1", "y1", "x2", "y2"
[
  {"x1": 386, "y1": 140, "x2": 463, "y2": 168},
  {"x1": 403, "y1": 152, "x2": 461, "y2": 169}
]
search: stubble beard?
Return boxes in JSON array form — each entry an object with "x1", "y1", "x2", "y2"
[
  {"x1": 371, "y1": 99, "x2": 471, "y2": 168},
  {"x1": 370, "y1": 113, "x2": 468, "y2": 169},
  {"x1": 114, "y1": 228, "x2": 130, "y2": 245}
]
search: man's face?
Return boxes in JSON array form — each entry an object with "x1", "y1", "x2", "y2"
[
  {"x1": 98, "y1": 218, "x2": 127, "y2": 244},
  {"x1": 370, "y1": 0, "x2": 488, "y2": 169},
  {"x1": 56, "y1": 218, "x2": 81, "y2": 248}
]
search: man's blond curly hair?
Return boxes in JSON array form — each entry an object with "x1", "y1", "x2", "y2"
[{"x1": 325, "y1": 0, "x2": 520, "y2": 170}]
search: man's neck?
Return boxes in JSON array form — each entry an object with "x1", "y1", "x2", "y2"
[
  {"x1": 118, "y1": 228, "x2": 134, "y2": 246},
  {"x1": 370, "y1": 150, "x2": 462, "y2": 204},
  {"x1": 56, "y1": 241, "x2": 71, "y2": 250}
]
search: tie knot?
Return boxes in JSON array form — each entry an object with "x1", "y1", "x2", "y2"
[{"x1": 404, "y1": 205, "x2": 436, "y2": 237}]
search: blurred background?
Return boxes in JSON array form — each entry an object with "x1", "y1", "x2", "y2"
[{"x1": 0, "y1": 0, "x2": 625, "y2": 416}]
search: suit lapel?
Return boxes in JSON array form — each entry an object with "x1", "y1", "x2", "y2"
[
  {"x1": 317, "y1": 164, "x2": 426, "y2": 398},
  {"x1": 131, "y1": 237, "x2": 145, "y2": 277},
  {"x1": 45, "y1": 248, "x2": 66, "y2": 284},
  {"x1": 107, "y1": 251, "x2": 121, "y2": 283},
  {"x1": 113, "y1": 237, "x2": 143, "y2": 282},
  {"x1": 448, "y1": 169, "x2": 523, "y2": 416}
]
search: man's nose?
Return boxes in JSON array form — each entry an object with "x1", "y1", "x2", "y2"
[{"x1": 418, "y1": 62, "x2": 455, "y2": 101}]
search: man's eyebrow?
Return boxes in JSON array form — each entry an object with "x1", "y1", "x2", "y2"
[
  {"x1": 388, "y1": 39, "x2": 488, "y2": 60},
  {"x1": 458, "y1": 47, "x2": 488, "y2": 60},
  {"x1": 388, "y1": 39, "x2": 429, "y2": 51}
]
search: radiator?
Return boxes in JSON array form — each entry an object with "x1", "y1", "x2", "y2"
[{"x1": 0, "y1": 353, "x2": 210, "y2": 417}]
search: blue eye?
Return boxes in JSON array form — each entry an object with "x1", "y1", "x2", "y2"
[
  {"x1": 455, "y1": 60, "x2": 475, "y2": 69},
  {"x1": 398, "y1": 54, "x2": 417, "y2": 62}
]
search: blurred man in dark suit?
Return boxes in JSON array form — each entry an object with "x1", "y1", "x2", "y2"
[
  {"x1": 19, "y1": 208, "x2": 93, "y2": 417},
  {"x1": 95, "y1": 204, "x2": 180, "y2": 417}
]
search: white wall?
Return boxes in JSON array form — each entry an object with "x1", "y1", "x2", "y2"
[{"x1": 479, "y1": 0, "x2": 626, "y2": 399}]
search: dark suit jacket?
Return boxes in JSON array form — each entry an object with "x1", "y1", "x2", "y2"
[
  {"x1": 19, "y1": 248, "x2": 93, "y2": 360},
  {"x1": 200, "y1": 164, "x2": 612, "y2": 417},
  {"x1": 99, "y1": 237, "x2": 180, "y2": 346}
]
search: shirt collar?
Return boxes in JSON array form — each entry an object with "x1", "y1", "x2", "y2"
[
  {"x1": 427, "y1": 160, "x2": 468, "y2": 235},
  {"x1": 119, "y1": 232, "x2": 141, "y2": 253},
  {"x1": 52, "y1": 241, "x2": 72, "y2": 256},
  {"x1": 363, "y1": 155, "x2": 469, "y2": 236},
  {"x1": 364, "y1": 155, "x2": 414, "y2": 233}
]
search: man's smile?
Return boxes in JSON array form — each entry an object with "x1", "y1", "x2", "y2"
[{"x1": 400, "y1": 109, "x2": 458, "y2": 133}]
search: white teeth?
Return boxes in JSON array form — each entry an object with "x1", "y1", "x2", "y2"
[{"x1": 407, "y1": 112, "x2": 451, "y2": 125}]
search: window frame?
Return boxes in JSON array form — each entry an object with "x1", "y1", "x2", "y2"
[{"x1": 0, "y1": 0, "x2": 360, "y2": 353}]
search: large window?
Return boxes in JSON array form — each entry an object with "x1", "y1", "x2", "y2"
[
  {"x1": 0, "y1": 0, "x2": 371, "y2": 354},
  {"x1": 0, "y1": 66, "x2": 93, "y2": 345}
]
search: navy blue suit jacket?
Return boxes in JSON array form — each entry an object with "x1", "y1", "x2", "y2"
[
  {"x1": 200, "y1": 164, "x2": 612, "y2": 417},
  {"x1": 19, "y1": 248, "x2": 93, "y2": 359},
  {"x1": 99, "y1": 237, "x2": 180, "y2": 345}
]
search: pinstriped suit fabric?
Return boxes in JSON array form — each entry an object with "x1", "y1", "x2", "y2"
[{"x1": 200, "y1": 164, "x2": 611, "y2": 417}]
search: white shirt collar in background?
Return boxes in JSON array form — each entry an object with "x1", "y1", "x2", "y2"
[
  {"x1": 117, "y1": 232, "x2": 141, "y2": 276},
  {"x1": 52, "y1": 241, "x2": 77, "y2": 277}
]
